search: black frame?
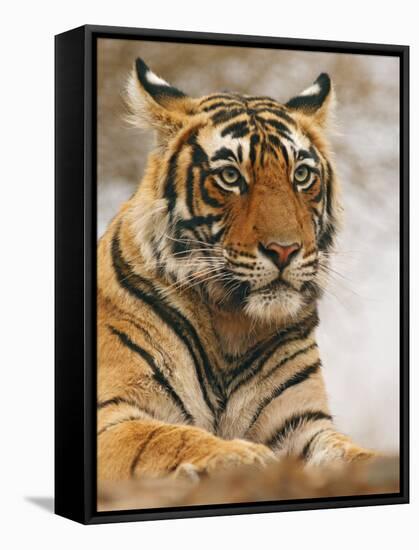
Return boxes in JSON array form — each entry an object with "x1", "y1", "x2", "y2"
[{"x1": 55, "y1": 24, "x2": 409, "y2": 524}]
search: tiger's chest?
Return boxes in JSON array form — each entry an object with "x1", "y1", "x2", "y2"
[
  {"x1": 114, "y1": 278, "x2": 318, "y2": 441},
  {"x1": 165, "y1": 309, "x2": 319, "y2": 442}
]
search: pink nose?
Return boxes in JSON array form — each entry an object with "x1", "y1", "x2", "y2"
[{"x1": 263, "y1": 241, "x2": 301, "y2": 270}]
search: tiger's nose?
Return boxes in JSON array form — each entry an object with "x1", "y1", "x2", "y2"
[{"x1": 259, "y1": 241, "x2": 301, "y2": 270}]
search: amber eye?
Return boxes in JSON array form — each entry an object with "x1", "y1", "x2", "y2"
[
  {"x1": 220, "y1": 167, "x2": 241, "y2": 186},
  {"x1": 294, "y1": 165, "x2": 315, "y2": 190}
]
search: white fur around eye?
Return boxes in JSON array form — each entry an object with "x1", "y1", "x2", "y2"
[
  {"x1": 216, "y1": 179, "x2": 241, "y2": 195},
  {"x1": 297, "y1": 180, "x2": 315, "y2": 191},
  {"x1": 296, "y1": 174, "x2": 316, "y2": 191}
]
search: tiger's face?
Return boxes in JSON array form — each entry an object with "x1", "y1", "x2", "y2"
[{"x1": 127, "y1": 59, "x2": 340, "y2": 323}]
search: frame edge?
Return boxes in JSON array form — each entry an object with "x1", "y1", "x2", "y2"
[{"x1": 55, "y1": 25, "x2": 88, "y2": 525}]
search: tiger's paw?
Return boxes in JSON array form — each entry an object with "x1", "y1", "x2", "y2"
[
  {"x1": 174, "y1": 439, "x2": 276, "y2": 480},
  {"x1": 343, "y1": 445, "x2": 377, "y2": 463},
  {"x1": 308, "y1": 434, "x2": 377, "y2": 467}
]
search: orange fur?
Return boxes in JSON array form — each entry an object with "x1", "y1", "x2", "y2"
[{"x1": 97, "y1": 61, "x2": 374, "y2": 483}]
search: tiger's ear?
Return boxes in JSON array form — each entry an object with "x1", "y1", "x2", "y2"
[
  {"x1": 286, "y1": 73, "x2": 335, "y2": 128},
  {"x1": 126, "y1": 58, "x2": 196, "y2": 140}
]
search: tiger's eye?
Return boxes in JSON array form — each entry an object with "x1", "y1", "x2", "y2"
[
  {"x1": 294, "y1": 165, "x2": 311, "y2": 184},
  {"x1": 220, "y1": 167, "x2": 240, "y2": 185}
]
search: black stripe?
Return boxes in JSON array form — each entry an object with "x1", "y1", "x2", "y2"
[
  {"x1": 186, "y1": 134, "x2": 210, "y2": 215},
  {"x1": 200, "y1": 172, "x2": 223, "y2": 208},
  {"x1": 318, "y1": 222, "x2": 336, "y2": 252},
  {"x1": 319, "y1": 170, "x2": 327, "y2": 222},
  {"x1": 223, "y1": 280, "x2": 251, "y2": 311},
  {"x1": 301, "y1": 428, "x2": 329, "y2": 460},
  {"x1": 130, "y1": 426, "x2": 163, "y2": 478},
  {"x1": 300, "y1": 259, "x2": 318, "y2": 270},
  {"x1": 309, "y1": 145, "x2": 320, "y2": 163},
  {"x1": 211, "y1": 226, "x2": 225, "y2": 244},
  {"x1": 98, "y1": 415, "x2": 146, "y2": 436},
  {"x1": 260, "y1": 139, "x2": 268, "y2": 166},
  {"x1": 237, "y1": 144, "x2": 243, "y2": 163},
  {"x1": 257, "y1": 116, "x2": 291, "y2": 135},
  {"x1": 268, "y1": 134, "x2": 289, "y2": 166},
  {"x1": 301, "y1": 280, "x2": 322, "y2": 301},
  {"x1": 169, "y1": 430, "x2": 188, "y2": 471},
  {"x1": 303, "y1": 247, "x2": 317, "y2": 258},
  {"x1": 163, "y1": 150, "x2": 180, "y2": 219},
  {"x1": 98, "y1": 396, "x2": 148, "y2": 412},
  {"x1": 199, "y1": 94, "x2": 239, "y2": 104},
  {"x1": 177, "y1": 214, "x2": 222, "y2": 231},
  {"x1": 221, "y1": 352, "x2": 238, "y2": 364},
  {"x1": 254, "y1": 106, "x2": 296, "y2": 126},
  {"x1": 249, "y1": 133, "x2": 260, "y2": 165},
  {"x1": 185, "y1": 159, "x2": 196, "y2": 216},
  {"x1": 225, "y1": 332, "x2": 282, "y2": 386},
  {"x1": 312, "y1": 187, "x2": 324, "y2": 203},
  {"x1": 297, "y1": 149, "x2": 312, "y2": 161},
  {"x1": 203, "y1": 101, "x2": 243, "y2": 112},
  {"x1": 309, "y1": 167, "x2": 321, "y2": 177},
  {"x1": 325, "y1": 160, "x2": 335, "y2": 218},
  {"x1": 226, "y1": 257, "x2": 256, "y2": 270},
  {"x1": 211, "y1": 108, "x2": 245, "y2": 125},
  {"x1": 226, "y1": 312, "x2": 319, "y2": 396},
  {"x1": 261, "y1": 118, "x2": 295, "y2": 143},
  {"x1": 111, "y1": 229, "x2": 222, "y2": 414},
  {"x1": 267, "y1": 411, "x2": 332, "y2": 449},
  {"x1": 150, "y1": 234, "x2": 165, "y2": 279},
  {"x1": 174, "y1": 224, "x2": 219, "y2": 252},
  {"x1": 108, "y1": 325, "x2": 195, "y2": 424},
  {"x1": 260, "y1": 343, "x2": 318, "y2": 381},
  {"x1": 246, "y1": 360, "x2": 321, "y2": 432},
  {"x1": 211, "y1": 147, "x2": 237, "y2": 162},
  {"x1": 228, "y1": 314, "x2": 317, "y2": 384},
  {"x1": 247, "y1": 96, "x2": 277, "y2": 103},
  {"x1": 221, "y1": 121, "x2": 250, "y2": 138},
  {"x1": 187, "y1": 135, "x2": 225, "y2": 211},
  {"x1": 120, "y1": 314, "x2": 176, "y2": 371}
]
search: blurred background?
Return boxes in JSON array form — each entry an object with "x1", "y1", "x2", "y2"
[{"x1": 97, "y1": 39, "x2": 400, "y2": 454}]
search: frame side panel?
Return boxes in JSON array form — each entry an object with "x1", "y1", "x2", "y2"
[
  {"x1": 55, "y1": 26, "x2": 86, "y2": 524},
  {"x1": 400, "y1": 46, "x2": 410, "y2": 502}
]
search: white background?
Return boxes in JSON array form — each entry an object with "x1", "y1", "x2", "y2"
[{"x1": 0, "y1": 0, "x2": 416, "y2": 548}]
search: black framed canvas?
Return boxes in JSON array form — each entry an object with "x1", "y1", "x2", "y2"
[{"x1": 55, "y1": 24, "x2": 409, "y2": 524}]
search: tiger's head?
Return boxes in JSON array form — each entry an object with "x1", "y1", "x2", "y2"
[{"x1": 126, "y1": 59, "x2": 341, "y2": 323}]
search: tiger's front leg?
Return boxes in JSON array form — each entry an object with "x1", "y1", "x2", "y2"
[
  {"x1": 262, "y1": 400, "x2": 376, "y2": 467},
  {"x1": 97, "y1": 326, "x2": 275, "y2": 480},
  {"x1": 251, "y1": 410, "x2": 375, "y2": 468},
  {"x1": 98, "y1": 406, "x2": 275, "y2": 481},
  {"x1": 230, "y1": 343, "x2": 376, "y2": 467}
]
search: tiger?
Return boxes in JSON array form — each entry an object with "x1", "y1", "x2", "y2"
[{"x1": 97, "y1": 58, "x2": 375, "y2": 483}]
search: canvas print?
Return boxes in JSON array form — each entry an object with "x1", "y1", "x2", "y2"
[{"x1": 96, "y1": 39, "x2": 400, "y2": 512}]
